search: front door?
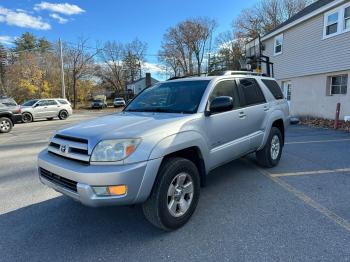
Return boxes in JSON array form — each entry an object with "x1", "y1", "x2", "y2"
[
  {"x1": 205, "y1": 79, "x2": 251, "y2": 169},
  {"x1": 282, "y1": 81, "x2": 292, "y2": 108}
]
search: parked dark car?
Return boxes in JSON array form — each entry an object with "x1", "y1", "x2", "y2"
[
  {"x1": 91, "y1": 99, "x2": 106, "y2": 109},
  {"x1": 0, "y1": 103, "x2": 21, "y2": 133},
  {"x1": 0, "y1": 96, "x2": 22, "y2": 123}
]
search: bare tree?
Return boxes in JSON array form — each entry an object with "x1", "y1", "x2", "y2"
[
  {"x1": 233, "y1": 0, "x2": 313, "y2": 41},
  {"x1": 97, "y1": 41, "x2": 125, "y2": 93},
  {"x1": 64, "y1": 38, "x2": 97, "y2": 108},
  {"x1": 159, "y1": 17, "x2": 217, "y2": 77},
  {"x1": 123, "y1": 38, "x2": 147, "y2": 83}
]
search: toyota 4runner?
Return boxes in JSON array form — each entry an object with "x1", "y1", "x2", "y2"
[{"x1": 38, "y1": 71, "x2": 289, "y2": 230}]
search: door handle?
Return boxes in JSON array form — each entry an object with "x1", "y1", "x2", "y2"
[
  {"x1": 44, "y1": 106, "x2": 48, "y2": 108},
  {"x1": 239, "y1": 112, "x2": 246, "y2": 118},
  {"x1": 263, "y1": 105, "x2": 270, "y2": 111}
]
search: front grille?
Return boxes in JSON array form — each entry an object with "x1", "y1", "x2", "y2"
[
  {"x1": 48, "y1": 134, "x2": 90, "y2": 163},
  {"x1": 40, "y1": 168, "x2": 77, "y2": 192}
]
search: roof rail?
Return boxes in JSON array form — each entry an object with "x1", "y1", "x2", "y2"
[{"x1": 208, "y1": 70, "x2": 264, "y2": 76}]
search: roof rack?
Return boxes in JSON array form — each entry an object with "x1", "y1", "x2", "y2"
[{"x1": 208, "y1": 70, "x2": 264, "y2": 76}]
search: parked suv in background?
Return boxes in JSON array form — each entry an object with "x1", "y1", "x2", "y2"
[
  {"x1": 38, "y1": 72, "x2": 289, "y2": 230},
  {"x1": 0, "y1": 96, "x2": 22, "y2": 123},
  {"x1": 113, "y1": 97, "x2": 126, "y2": 107},
  {"x1": 0, "y1": 103, "x2": 22, "y2": 133},
  {"x1": 91, "y1": 99, "x2": 107, "y2": 109},
  {"x1": 21, "y1": 98, "x2": 72, "y2": 123}
]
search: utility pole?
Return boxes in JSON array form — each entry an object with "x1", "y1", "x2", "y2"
[{"x1": 59, "y1": 38, "x2": 66, "y2": 99}]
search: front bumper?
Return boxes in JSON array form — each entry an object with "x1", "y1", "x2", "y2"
[
  {"x1": 12, "y1": 113, "x2": 23, "y2": 124},
  {"x1": 37, "y1": 150, "x2": 162, "y2": 207}
]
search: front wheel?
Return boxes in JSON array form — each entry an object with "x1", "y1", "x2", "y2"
[
  {"x1": 0, "y1": 117, "x2": 13, "y2": 133},
  {"x1": 22, "y1": 112, "x2": 33, "y2": 123},
  {"x1": 256, "y1": 127, "x2": 283, "y2": 167},
  {"x1": 58, "y1": 110, "x2": 68, "y2": 120},
  {"x1": 142, "y1": 157, "x2": 200, "y2": 231}
]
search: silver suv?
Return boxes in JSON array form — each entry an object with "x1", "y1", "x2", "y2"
[
  {"x1": 38, "y1": 72, "x2": 289, "y2": 230},
  {"x1": 21, "y1": 98, "x2": 72, "y2": 123}
]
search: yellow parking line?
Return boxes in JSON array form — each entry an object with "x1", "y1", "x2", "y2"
[
  {"x1": 286, "y1": 138, "x2": 350, "y2": 145},
  {"x1": 243, "y1": 159, "x2": 350, "y2": 232},
  {"x1": 270, "y1": 168, "x2": 350, "y2": 177}
]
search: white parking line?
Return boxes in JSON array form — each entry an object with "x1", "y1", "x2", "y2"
[
  {"x1": 270, "y1": 168, "x2": 350, "y2": 177},
  {"x1": 286, "y1": 138, "x2": 350, "y2": 145},
  {"x1": 243, "y1": 159, "x2": 350, "y2": 233}
]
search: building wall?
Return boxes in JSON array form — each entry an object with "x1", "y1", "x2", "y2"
[
  {"x1": 127, "y1": 78, "x2": 158, "y2": 95},
  {"x1": 278, "y1": 69, "x2": 350, "y2": 119},
  {"x1": 263, "y1": 6, "x2": 350, "y2": 80}
]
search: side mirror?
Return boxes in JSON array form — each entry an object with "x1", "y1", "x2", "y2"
[{"x1": 207, "y1": 96, "x2": 233, "y2": 115}]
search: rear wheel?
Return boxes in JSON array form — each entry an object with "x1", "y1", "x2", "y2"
[
  {"x1": 142, "y1": 157, "x2": 200, "y2": 231},
  {"x1": 22, "y1": 112, "x2": 33, "y2": 123},
  {"x1": 0, "y1": 117, "x2": 13, "y2": 133},
  {"x1": 256, "y1": 127, "x2": 283, "y2": 167},
  {"x1": 58, "y1": 110, "x2": 68, "y2": 120}
]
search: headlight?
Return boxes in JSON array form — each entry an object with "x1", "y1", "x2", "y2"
[{"x1": 90, "y1": 139, "x2": 141, "y2": 162}]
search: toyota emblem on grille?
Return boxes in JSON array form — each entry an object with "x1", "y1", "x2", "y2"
[{"x1": 60, "y1": 144, "x2": 69, "y2": 154}]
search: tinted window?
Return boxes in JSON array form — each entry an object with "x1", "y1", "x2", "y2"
[
  {"x1": 22, "y1": 99, "x2": 39, "y2": 106},
  {"x1": 37, "y1": 100, "x2": 48, "y2": 106},
  {"x1": 210, "y1": 80, "x2": 240, "y2": 109},
  {"x1": 125, "y1": 80, "x2": 209, "y2": 114},
  {"x1": 0, "y1": 98, "x2": 17, "y2": 106},
  {"x1": 262, "y1": 79, "x2": 284, "y2": 99},
  {"x1": 238, "y1": 78, "x2": 266, "y2": 106},
  {"x1": 58, "y1": 99, "x2": 68, "y2": 104},
  {"x1": 46, "y1": 100, "x2": 58, "y2": 105}
]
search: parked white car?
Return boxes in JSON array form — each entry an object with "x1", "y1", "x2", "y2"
[
  {"x1": 21, "y1": 98, "x2": 73, "y2": 123},
  {"x1": 113, "y1": 97, "x2": 126, "y2": 107}
]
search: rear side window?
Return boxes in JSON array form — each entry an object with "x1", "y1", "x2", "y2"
[
  {"x1": 262, "y1": 79, "x2": 284, "y2": 99},
  {"x1": 237, "y1": 78, "x2": 266, "y2": 106},
  {"x1": 58, "y1": 99, "x2": 68, "y2": 104},
  {"x1": 0, "y1": 98, "x2": 17, "y2": 106},
  {"x1": 210, "y1": 80, "x2": 240, "y2": 109},
  {"x1": 46, "y1": 100, "x2": 58, "y2": 105}
]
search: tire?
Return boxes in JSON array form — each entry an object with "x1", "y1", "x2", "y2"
[
  {"x1": 0, "y1": 117, "x2": 13, "y2": 133},
  {"x1": 22, "y1": 112, "x2": 33, "y2": 123},
  {"x1": 142, "y1": 157, "x2": 200, "y2": 231},
  {"x1": 58, "y1": 110, "x2": 68, "y2": 120},
  {"x1": 47, "y1": 117, "x2": 54, "y2": 121},
  {"x1": 256, "y1": 127, "x2": 283, "y2": 168}
]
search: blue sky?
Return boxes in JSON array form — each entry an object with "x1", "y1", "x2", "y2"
[{"x1": 0, "y1": 0, "x2": 257, "y2": 78}]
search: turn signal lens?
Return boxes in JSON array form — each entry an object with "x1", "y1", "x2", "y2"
[{"x1": 108, "y1": 185, "x2": 127, "y2": 196}]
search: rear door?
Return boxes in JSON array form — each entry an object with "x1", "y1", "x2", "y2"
[
  {"x1": 46, "y1": 100, "x2": 60, "y2": 117},
  {"x1": 236, "y1": 78, "x2": 269, "y2": 150}
]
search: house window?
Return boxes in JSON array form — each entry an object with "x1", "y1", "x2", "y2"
[
  {"x1": 325, "y1": 12, "x2": 339, "y2": 35},
  {"x1": 273, "y1": 34, "x2": 283, "y2": 55},
  {"x1": 344, "y1": 6, "x2": 350, "y2": 30},
  {"x1": 329, "y1": 75, "x2": 348, "y2": 95}
]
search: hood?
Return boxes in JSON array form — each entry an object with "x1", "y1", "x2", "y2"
[{"x1": 56, "y1": 112, "x2": 195, "y2": 143}]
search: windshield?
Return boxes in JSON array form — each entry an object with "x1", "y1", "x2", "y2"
[
  {"x1": 124, "y1": 80, "x2": 210, "y2": 114},
  {"x1": 93, "y1": 100, "x2": 102, "y2": 103},
  {"x1": 115, "y1": 98, "x2": 123, "y2": 101},
  {"x1": 22, "y1": 99, "x2": 39, "y2": 106}
]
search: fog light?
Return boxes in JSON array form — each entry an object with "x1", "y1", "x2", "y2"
[
  {"x1": 93, "y1": 185, "x2": 127, "y2": 196},
  {"x1": 108, "y1": 185, "x2": 127, "y2": 196}
]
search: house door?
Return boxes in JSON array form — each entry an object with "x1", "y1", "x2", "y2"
[{"x1": 282, "y1": 81, "x2": 292, "y2": 108}]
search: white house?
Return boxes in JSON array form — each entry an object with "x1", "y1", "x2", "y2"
[
  {"x1": 246, "y1": 0, "x2": 350, "y2": 119},
  {"x1": 127, "y1": 75, "x2": 159, "y2": 95}
]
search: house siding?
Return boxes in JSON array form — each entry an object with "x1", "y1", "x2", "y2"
[{"x1": 263, "y1": 11, "x2": 350, "y2": 80}]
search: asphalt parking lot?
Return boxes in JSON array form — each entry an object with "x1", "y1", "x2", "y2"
[{"x1": 1, "y1": 112, "x2": 350, "y2": 262}]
